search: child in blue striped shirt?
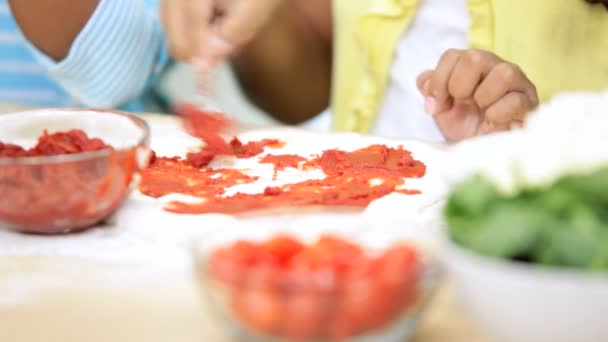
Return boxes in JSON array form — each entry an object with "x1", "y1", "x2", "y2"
[{"x1": 1, "y1": 0, "x2": 170, "y2": 112}]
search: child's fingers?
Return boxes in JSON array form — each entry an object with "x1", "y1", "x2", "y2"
[
  {"x1": 161, "y1": 1, "x2": 189, "y2": 60},
  {"x1": 416, "y1": 70, "x2": 434, "y2": 96},
  {"x1": 433, "y1": 99, "x2": 481, "y2": 141},
  {"x1": 485, "y1": 92, "x2": 532, "y2": 124},
  {"x1": 161, "y1": 0, "x2": 212, "y2": 62},
  {"x1": 448, "y1": 50, "x2": 498, "y2": 100},
  {"x1": 216, "y1": 1, "x2": 278, "y2": 50},
  {"x1": 473, "y1": 62, "x2": 533, "y2": 112},
  {"x1": 187, "y1": 1, "x2": 213, "y2": 60},
  {"x1": 477, "y1": 120, "x2": 510, "y2": 135},
  {"x1": 510, "y1": 120, "x2": 524, "y2": 130},
  {"x1": 417, "y1": 70, "x2": 435, "y2": 114},
  {"x1": 193, "y1": 34, "x2": 234, "y2": 73},
  {"x1": 429, "y1": 49, "x2": 462, "y2": 113}
]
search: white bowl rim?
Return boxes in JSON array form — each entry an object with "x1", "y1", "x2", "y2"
[{"x1": 443, "y1": 234, "x2": 608, "y2": 283}]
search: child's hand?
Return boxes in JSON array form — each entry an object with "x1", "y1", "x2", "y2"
[
  {"x1": 417, "y1": 49, "x2": 538, "y2": 142},
  {"x1": 160, "y1": 0, "x2": 282, "y2": 72}
]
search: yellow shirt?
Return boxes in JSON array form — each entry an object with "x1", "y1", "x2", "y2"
[{"x1": 332, "y1": 0, "x2": 608, "y2": 133}]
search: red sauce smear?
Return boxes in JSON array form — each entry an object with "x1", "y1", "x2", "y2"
[
  {"x1": 0, "y1": 130, "x2": 135, "y2": 234},
  {"x1": 206, "y1": 235, "x2": 421, "y2": 340},
  {"x1": 176, "y1": 103, "x2": 233, "y2": 155},
  {"x1": 140, "y1": 144, "x2": 425, "y2": 214},
  {"x1": 186, "y1": 138, "x2": 282, "y2": 168},
  {"x1": 260, "y1": 154, "x2": 307, "y2": 178},
  {"x1": 141, "y1": 152, "x2": 258, "y2": 199},
  {"x1": 176, "y1": 103, "x2": 280, "y2": 168}
]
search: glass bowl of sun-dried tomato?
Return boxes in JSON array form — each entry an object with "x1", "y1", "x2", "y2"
[
  {"x1": 0, "y1": 108, "x2": 150, "y2": 234},
  {"x1": 193, "y1": 225, "x2": 440, "y2": 341}
]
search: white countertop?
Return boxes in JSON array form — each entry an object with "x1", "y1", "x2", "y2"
[{"x1": 0, "y1": 103, "x2": 490, "y2": 342}]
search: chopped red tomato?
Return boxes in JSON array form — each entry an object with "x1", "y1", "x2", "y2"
[
  {"x1": 0, "y1": 129, "x2": 111, "y2": 158},
  {"x1": 0, "y1": 130, "x2": 126, "y2": 233},
  {"x1": 206, "y1": 235, "x2": 421, "y2": 340},
  {"x1": 0, "y1": 142, "x2": 27, "y2": 157},
  {"x1": 339, "y1": 275, "x2": 392, "y2": 334},
  {"x1": 281, "y1": 292, "x2": 326, "y2": 340},
  {"x1": 262, "y1": 235, "x2": 305, "y2": 265},
  {"x1": 232, "y1": 287, "x2": 283, "y2": 333}
]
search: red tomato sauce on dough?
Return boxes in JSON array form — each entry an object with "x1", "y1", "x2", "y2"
[
  {"x1": 139, "y1": 143, "x2": 426, "y2": 214},
  {"x1": 259, "y1": 154, "x2": 308, "y2": 178},
  {"x1": 186, "y1": 138, "x2": 282, "y2": 168},
  {"x1": 176, "y1": 103, "x2": 280, "y2": 168},
  {"x1": 140, "y1": 152, "x2": 258, "y2": 199},
  {"x1": 260, "y1": 154, "x2": 307, "y2": 171}
]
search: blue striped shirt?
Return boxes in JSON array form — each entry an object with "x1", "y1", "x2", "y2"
[{"x1": 0, "y1": 0, "x2": 170, "y2": 112}]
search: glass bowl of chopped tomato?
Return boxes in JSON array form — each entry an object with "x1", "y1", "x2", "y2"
[
  {"x1": 193, "y1": 225, "x2": 440, "y2": 341},
  {"x1": 0, "y1": 108, "x2": 150, "y2": 234}
]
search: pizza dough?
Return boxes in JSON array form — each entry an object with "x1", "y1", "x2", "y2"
[{"x1": 0, "y1": 116, "x2": 448, "y2": 341}]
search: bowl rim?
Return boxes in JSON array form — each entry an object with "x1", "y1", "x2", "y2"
[
  {"x1": 0, "y1": 108, "x2": 150, "y2": 165},
  {"x1": 442, "y1": 232, "x2": 608, "y2": 281},
  {"x1": 192, "y1": 231, "x2": 445, "y2": 296}
]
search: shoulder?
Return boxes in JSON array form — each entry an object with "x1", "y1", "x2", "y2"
[{"x1": 291, "y1": 0, "x2": 333, "y2": 43}]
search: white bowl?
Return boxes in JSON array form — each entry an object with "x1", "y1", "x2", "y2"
[{"x1": 443, "y1": 238, "x2": 608, "y2": 342}]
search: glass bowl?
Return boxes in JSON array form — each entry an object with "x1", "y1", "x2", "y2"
[
  {"x1": 0, "y1": 108, "x2": 150, "y2": 234},
  {"x1": 193, "y1": 224, "x2": 440, "y2": 341}
]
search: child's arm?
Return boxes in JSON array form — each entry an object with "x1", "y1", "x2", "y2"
[
  {"x1": 230, "y1": 1, "x2": 333, "y2": 124},
  {"x1": 9, "y1": 0, "x2": 98, "y2": 61},
  {"x1": 161, "y1": 0, "x2": 332, "y2": 124},
  {"x1": 9, "y1": 0, "x2": 169, "y2": 108},
  {"x1": 417, "y1": 49, "x2": 539, "y2": 142}
]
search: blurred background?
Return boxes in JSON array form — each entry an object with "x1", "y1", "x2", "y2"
[
  {"x1": 157, "y1": 62, "x2": 330, "y2": 131},
  {"x1": 158, "y1": 62, "x2": 276, "y2": 126}
]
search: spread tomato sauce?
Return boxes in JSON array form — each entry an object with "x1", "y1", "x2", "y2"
[
  {"x1": 0, "y1": 130, "x2": 135, "y2": 234},
  {"x1": 260, "y1": 154, "x2": 307, "y2": 172},
  {"x1": 140, "y1": 104, "x2": 426, "y2": 215},
  {"x1": 141, "y1": 152, "x2": 258, "y2": 199},
  {"x1": 176, "y1": 103, "x2": 281, "y2": 168},
  {"x1": 177, "y1": 103, "x2": 233, "y2": 155},
  {"x1": 186, "y1": 138, "x2": 282, "y2": 168},
  {"x1": 140, "y1": 144, "x2": 425, "y2": 215},
  {"x1": 205, "y1": 235, "x2": 421, "y2": 339}
]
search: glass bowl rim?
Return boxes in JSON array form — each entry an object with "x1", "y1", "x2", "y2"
[{"x1": 0, "y1": 108, "x2": 150, "y2": 166}]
